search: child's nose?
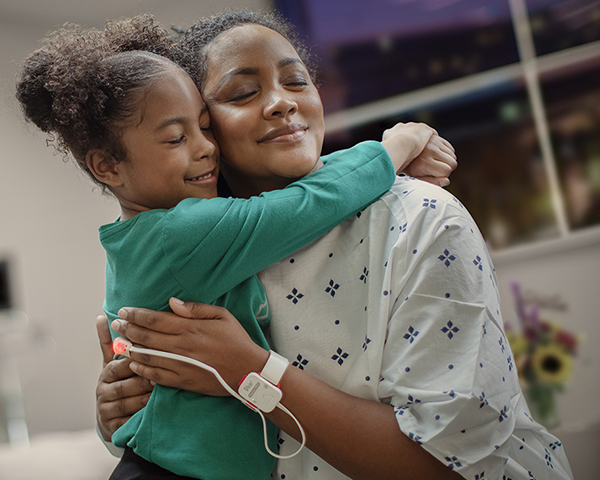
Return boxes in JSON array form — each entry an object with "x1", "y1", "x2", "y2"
[{"x1": 192, "y1": 132, "x2": 216, "y2": 160}]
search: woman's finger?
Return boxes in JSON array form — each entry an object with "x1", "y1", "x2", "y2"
[
  {"x1": 96, "y1": 315, "x2": 114, "y2": 367},
  {"x1": 99, "y1": 357, "x2": 137, "y2": 384},
  {"x1": 98, "y1": 392, "x2": 151, "y2": 420},
  {"x1": 129, "y1": 360, "x2": 229, "y2": 396},
  {"x1": 99, "y1": 410, "x2": 139, "y2": 438},
  {"x1": 97, "y1": 369, "x2": 154, "y2": 403},
  {"x1": 117, "y1": 306, "x2": 186, "y2": 334},
  {"x1": 129, "y1": 362, "x2": 176, "y2": 386},
  {"x1": 111, "y1": 318, "x2": 174, "y2": 350},
  {"x1": 168, "y1": 298, "x2": 228, "y2": 320}
]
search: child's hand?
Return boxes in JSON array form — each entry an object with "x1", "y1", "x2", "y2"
[
  {"x1": 401, "y1": 134, "x2": 457, "y2": 187},
  {"x1": 380, "y1": 122, "x2": 436, "y2": 172}
]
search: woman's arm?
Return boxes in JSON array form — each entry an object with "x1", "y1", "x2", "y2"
[{"x1": 110, "y1": 299, "x2": 462, "y2": 480}]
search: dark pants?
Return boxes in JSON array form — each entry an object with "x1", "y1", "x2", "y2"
[{"x1": 109, "y1": 447, "x2": 198, "y2": 480}]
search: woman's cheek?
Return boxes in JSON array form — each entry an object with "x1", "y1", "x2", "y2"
[{"x1": 211, "y1": 113, "x2": 248, "y2": 155}]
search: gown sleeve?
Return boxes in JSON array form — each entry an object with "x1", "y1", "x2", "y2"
[{"x1": 377, "y1": 181, "x2": 517, "y2": 478}]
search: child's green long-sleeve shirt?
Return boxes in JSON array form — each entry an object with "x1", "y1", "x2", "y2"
[{"x1": 101, "y1": 141, "x2": 395, "y2": 479}]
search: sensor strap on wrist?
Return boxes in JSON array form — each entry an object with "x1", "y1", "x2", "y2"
[
  {"x1": 238, "y1": 351, "x2": 289, "y2": 413},
  {"x1": 260, "y1": 350, "x2": 289, "y2": 386}
]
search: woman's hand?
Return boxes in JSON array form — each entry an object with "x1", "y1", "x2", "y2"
[
  {"x1": 110, "y1": 298, "x2": 269, "y2": 396},
  {"x1": 401, "y1": 134, "x2": 457, "y2": 186},
  {"x1": 95, "y1": 315, "x2": 154, "y2": 441},
  {"x1": 112, "y1": 299, "x2": 461, "y2": 480}
]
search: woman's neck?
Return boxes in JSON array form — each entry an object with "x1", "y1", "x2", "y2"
[
  {"x1": 224, "y1": 174, "x2": 295, "y2": 199},
  {"x1": 223, "y1": 159, "x2": 325, "y2": 198}
]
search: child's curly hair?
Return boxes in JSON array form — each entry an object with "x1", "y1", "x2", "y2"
[
  {"x1": 16, "y1": 15, "x2": 176, "y2": 188},
  {"x1": 174, "y1": 10, "x2": 318, "y2": 91}
]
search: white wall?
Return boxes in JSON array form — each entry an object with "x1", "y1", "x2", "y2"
[
  {"x1": 492, "y1": 229, "x2": 600, "y2": 479},
  {"x1": 0, "y1": 0, "x2": 269, "y2": 437},
  {"x1": 492, "y1": 228, "x2": 600, "y2": 427}
]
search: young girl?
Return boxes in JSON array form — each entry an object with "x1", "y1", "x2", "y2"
[
  {"x1": 99, "y1": 11, "x2": 572, "y2": 480},
  {"x1": 17, "y1": 16, "x2": 455, "y2": 480}
]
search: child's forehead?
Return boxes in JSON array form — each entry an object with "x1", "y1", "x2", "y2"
[{"x1": 128, "y1": 67, "x2": 205, "y2": 127}]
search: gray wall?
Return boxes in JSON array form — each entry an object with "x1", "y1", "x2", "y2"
[{"x1": 0, "y1": 0, "x2": 270, "y2": 437}]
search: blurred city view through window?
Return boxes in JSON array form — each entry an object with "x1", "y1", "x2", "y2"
[{"x1": 276, "y1": 0, "x2": 600, "y2": 249}]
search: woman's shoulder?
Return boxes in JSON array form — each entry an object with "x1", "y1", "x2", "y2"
[
  {"x1": 379, "y1": 177, "x2": 466, "y2": 218},
  {"x1": 389, "y1": 175, "x2": 460, "y2": 201}
]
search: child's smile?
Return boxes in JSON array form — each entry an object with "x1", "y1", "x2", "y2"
[{"x1": 184, "y1": 167, "x2": 219, "y2": 186}]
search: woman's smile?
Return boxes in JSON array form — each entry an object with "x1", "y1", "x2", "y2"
[{"x1": 258, "y1": 123, "x2": 308, "y2": 143}]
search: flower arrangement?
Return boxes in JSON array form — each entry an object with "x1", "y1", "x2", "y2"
[{"x1": 505, "y1": 281, "x2": 579, "y2": 428}]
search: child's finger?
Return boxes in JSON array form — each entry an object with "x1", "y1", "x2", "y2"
[
  {"x1": 439, "y1": 153, "x2": 458, "y2": 172},
  {"x1": 438, "y1": 136, "x2": 456, "y2": 153},
  {"x1": 418, "y1": 155, "x2": 456, "y2": 178},
  {"x1": 413, "y1": 176, "x2": 451, "y2": 187}
]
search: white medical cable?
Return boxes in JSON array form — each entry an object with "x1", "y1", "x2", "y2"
[{"x1": 114, "y1": 338, "x2": 306, "y2": 459}]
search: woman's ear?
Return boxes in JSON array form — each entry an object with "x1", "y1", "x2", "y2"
[{"x1": 86, "y1": 149, "x2": 123, "y2": 187}]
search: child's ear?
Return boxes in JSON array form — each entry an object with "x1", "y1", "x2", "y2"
[{"x1": 86, "y1": 149, "x2": 123, "y2": 187}]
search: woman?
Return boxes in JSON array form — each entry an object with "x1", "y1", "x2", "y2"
[
  {"x1": 18, "y1": 13, "x2": 453, "y2": 480},
  {"x1": 98, "y1": 11, "x2": 573, "y2": 480}
]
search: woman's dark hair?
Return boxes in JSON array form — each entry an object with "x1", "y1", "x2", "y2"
[
  {"x1": 15, "y1": 15, "x2": 175, "y2": 188},
  {"x1": 174, "y1": 10, "x2": 318, "y2": 91}
]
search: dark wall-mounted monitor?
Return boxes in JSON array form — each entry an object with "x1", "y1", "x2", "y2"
[{"x1": 0, "y1": 260, "x2": 12, "y2": 310}]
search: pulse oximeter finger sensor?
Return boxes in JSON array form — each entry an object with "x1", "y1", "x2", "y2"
[{"x1": 112, "y1": 336, "x2": 133, "y2": 357}]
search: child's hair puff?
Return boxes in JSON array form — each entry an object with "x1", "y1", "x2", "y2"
[{"x1": 16, "y1": 15, "x2": 175, "y2": 187}]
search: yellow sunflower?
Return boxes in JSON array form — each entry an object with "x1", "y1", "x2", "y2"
[{"x1": 530, "y1": 343, "x2": 573, "y2": 385}]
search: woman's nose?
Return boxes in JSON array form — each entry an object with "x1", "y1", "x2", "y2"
[{"x1": 264, "y1": 90, "x2": 298, "y2": 119}]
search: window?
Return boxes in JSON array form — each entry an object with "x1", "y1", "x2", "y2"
[
  {"x1": 542, "y1": 56, "x2": 600, "y2": 230},
  {"x1": 276, "y1": 0, "x2": 600, "y2": 249}
]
